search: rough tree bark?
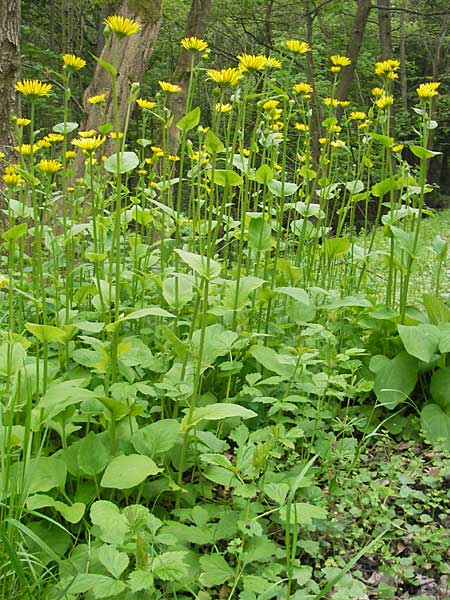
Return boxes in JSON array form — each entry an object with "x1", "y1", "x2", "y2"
[
  {"x1": 302, "y1": 1, "x2": 321, "y2": 168},
  {"x1": 0, "y1": 0, "x2": 21, "y2": 163},
  {"x1": 167, "y1": 0, "x2": 212, "y2": 154},
  {"x1": 81, "y1": 0, "x2": 162, "y2": 146},
  {"x1": 335, "y1": 0, "x2": 372, "y2": 104},
  {"x1": 377, "y1": 0, "x2": 393, "y2": 59}
]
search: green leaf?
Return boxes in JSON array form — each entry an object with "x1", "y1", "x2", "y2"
[
  {"x1": 93, "y1": 54, "x2": 117, "y2": 76},
  {"x1": 249, "y1": 344, "x2": 296, "y2": 378},
  {"x1": 223, "y1": 277, "x2": 266, "y2": 311},
  {"x1": 275, "y1": 286, "x2": 309, "y2": 305},
  {"x1": 207, "y1": 169, "x2": 243, "y2": 187},
  {"x1": 279, "y1": 502, "x2": 327, "y2": 525},
  {"x1": 205, "y1": 130, "x2": 224, "y2": 154},
  {"x1": 78, "y1": 431, "x2": 111, "y2": 475},
  {"x1": 61, "y1": 574, "x2": 125, "y2": 598},
  {"x1": 27, "y1": 495, "x2": 85, "y2": 523},
  {"x1": 175, "y1": 249, "x2": 221, "y2": 279},
  {"x1": 53, "y1": 121, "x2": 78, "y2": 134},
  {"x1": 368, "y1": 132, "x2": 394, "y2": 147},
  {"x1": 25, "y1": 323, "x2": 66, "y2": 344},
  {"x1": 28, "y1": 457, "x2": 67, "y2": 494},
  {"x1": 372, "y1": 177, "x2": 397, "y2": 198},
  {"x1": 90, "y1": 501, "x2": 129, "y2": 544},
  {"x1": 255, "y1": 164, "x2": 273, "y2": 185},
  {"x1": 199, "y1": 554, "x2": 234, "y2": 587},
  {"x1": 439, "y1": 324, "x2": 450, "y2": 353},
  {"x1": 410, "y1": 145, "x2": 442, "y2": 160},
  {"x1": 104, "y1": 151, "x2": 139, "y2": 174},
  {"x1": 267, "y1": 179, "x2": 298, "y2": 197},
  {"x1": 398, "y1": 324, "x2": 440, "y2": 362},
  {"x1": 430, "y1": 368, "x2": 450, "y2": 413},
  {"x1": 152, "y1": 551, "x2": 190, "y2": 580},
  {"x1": 182, "y1": 403, "x2": 256, "y2": 431},
  {"x1": 99, "y1": 544, "x2": 129, "y2": 579},
  {"x1": 421, "y1": 404, "x2": 450, "y2": 451},
  {"x1": 423, "y1": 293, "x2": 450, "y2": 325},
  {"x1": 100, "y1": 454, "x2": 160, "y2": 489},
  {"x1": 323, "y1": 237, "x2": 350, "y2": 258},
  {"x1": 374, "y1": 351, "x2": 418, "y2": 408},
  {"x1": 263, "y1": 482, "x2": 289, "y2": 504},
  {"x1": 2, "y1": 223, "x2": 27, "y2": 243},
  {"x1": 248, "y1": 217, "x2": 272, "y2": 251},
  {"x1": 131, "y1": 419, "x2": 180, "y2": 457},
  {"x1": 176, "y1": 106, "x2": 201, "y2": 131},
  {"x1": 128, "y1": 570, "x2": 154, "y2": 592},
  {"x1": 162, "y1": 274, "x2": 194, "y2": 308}
]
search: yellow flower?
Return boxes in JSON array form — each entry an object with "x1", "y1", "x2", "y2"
[
  {"x1": 137, "y1": 169, "x2": 147, "y2": 176},
  {"x1": 371, "y1": 87, "x2": 384, "y2": 97},
  {"x1": 39, "y1": 159, "x2": 62, "y2": 173},
  {"x1": 151, "y1": 145, "x2": 164, "y2": 157},
  {"x1": 273, "y1": 162, "x2": 282, "y2": 171},
  {"x1": 15, "y1": 118, "x2": 31, "y2": 127},
  {"x1": 294, "y1": 122, "x2": 308, "y2": 131},
  {"x1": 319, "y1": 137, "x2": 327, "y2": 145},
  {"x1": 206, "y1": 67, "x2": 241, "y2": 88},
  {"x1": 36, "y1": 139, "x2": 51, "y2": 148},
  {"x1": 44, "y1": 133, "x2": 64, "y2": 143},
  {"x1": 324, "y1": 97, "x2": 339, "y2": 108},
  {"x1": 168, "y1": 154, "x2": 180, "y2": 162},
  {"x1": 374, "y1": 59, "x2": 400, "y2": 78},
  {"x1": 136, "y1": 98, "x2": 156, "y2": 110},
  {"x1": 416, "y1": 82, "x2": 440, "y2": 99},
  {"x1": 358, "y1": 120, "x2": 370, "y2": 129},
  {"x1": 331, "y1": 66, "x2": 342, "y2": 73},
  {"x1": 65, "y1": 150, "x2": 76, "y2": 159},
  {"x1": 180, "y1": 36, "x2": 208, "y2": 52},
  {"x1": 2, "y1": 172, "x2": 22, "y2": 186},
  {"x1": 263, "y1": 99, "x2": 280, "y2": 110},
  {"x1": 265, "y1": 57, "x2": 282, "y2": 69},
  {"x1": 79, "y1": 129, "x2": 96, "y2": 138},
  {"x1": 109, "y1": 131, "x2": 124, "y2": 139},
  {"x1": 330, "y1": 55, "x2": 351, "y2": 67},
  {"x1": 237, "y1": 53, "x2": 268, "y2": 73},
  {"x1": 15, "y1": 79, "x2": 52, "y2": 98},
  {"x1": 375, "y1": 95, "x2": 393, "y2": 109},
  {"x1": 71, "y1": 136, "x2": 106, "y2": 152},
  {"x1": 88, "y1": 94, "x2": 106, "y2": 105},
  {"x1": 15, "y1": 143, "x2": 39, "y2": 155},
  {"x1": 0, "y1": 152, "x2": 4, "y2": 159},
  {"x1": 392, "y1": 144, "x2": 404, "y2": 153},
  {"x1": 286, "y1": 40, "x2": 311, "y2": 54},
  {"x1": 339, "y1": 100, "x2": 350, "y2": 107},
  {"x1": 104, "y1": 15, "x2": 141, "y2": 38},
  {"x1": 0, "y1": 275, "x2": 10, "y2": 288},
  {"x1": 213, "y1": 102, "x2": 233, "y2": 113},
  {"x1": 158, "y1": 81, "x2": 182, "y2": 93},
  {"x1": 331, "y1": 140, "x2": 345, "y2": 149},
  {"x1": 271, "y1": 121, "x2": 284, "y2": 131},
  {"x1": 63, "y1": 54, "x2": 86, "y2": 70},
  {"x1": 293, "y1": 82, "x2": 313, "y2": 96},
  {"x1": 328, "y1": 124, "x2": 342, "y2": 133},
  {"x1": 241, "y1": 148, "x2": 251, "y2": 157},
  {"x1": 349, "y1": 111, "x2": 366, "y2": 120}
]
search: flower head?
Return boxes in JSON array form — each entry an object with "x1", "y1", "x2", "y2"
[
  {"x1": 213, "y1": 102, "x2": 233, "y2": 113},
  {"x1": 375, "y1": 95, "x2": 393, "y2": 109},
  {"x1": 63, "y1": 54, "x2": 86, "y2": 70},
  {"x1": 15, "y1": 143, "x2": 40, "y2": 155},
  {"x1": 392, "y1": 144, "x2": 404, "y2": 153},
  {"x1": 265, "y1": 57, "x2": 282, "y2": 69},
  {"x1": 293, "y1": 82, "x2": 313, "y2": 96},
  {"x1": 286, "y1": 40, "x2": 311, "y2": 54},
  {"x1": 237, "y1": 53, "x2": 269, "y2": 73},
  {"x1": 136, "y1": 98, "x2": 156, "y2": 110},
  {"x1": 416, "y1": 81, "x2": 440, "y2": 99},
  {"x1": 158, "y1": 81, "x2": 182, "y2": 93},
  {"x1": 39, "y1": 159, "x2": 63, "y2": 174},
  {"x1": 15, "y1": 79, "x2": 52, "y2": 98},
  {"x1": 3, "y1": 166, "x2": 23, "y2": 187},
  {"x1": 330, "y1": 55, "x2": 351, "y2": 68},
  {"x1": 349, "y1": 111, "x2": 366, "y2": 121},
  {"x1": 104, "y1": 15, "x2": 141, "y2": 38},
  {"x1": 71, "y1": 136, "x2": 106, "y2": 152},
  {"x1": 294, "y1": 122, "x2": 308, "y2": 131},
  {"x1": 44, "y1": 133, "x2": 64, "y2": 143},
  {"x1": 15, "y1": 117, "x2": 31, "y2": 127},
  {"x1": 371, "y1": 87, "x2": 384, "y2": 97},
  {"x1": 375, "y1": 59, "x2": 400, "y2": 79},
  {"x1": 65, "y1": 150, "x2": 76, "y2": 159},
  {"x1": 88, "y1": 94, "x2": 106, "y2": 105},
  {"x1": 78, "y1": 129, "x2": 97, "y2": 138},
  {"x1": 206, "y1": 67, "x2": 241, "y2": 87},
  {"x1": 180, "y1": 36, "x2": 208, "y2": 52}
]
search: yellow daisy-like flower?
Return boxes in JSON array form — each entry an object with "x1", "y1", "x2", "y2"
[
  {"x1": 392, "y1": 144, "x2": 404, "y2": 153},
  {"x1": 328, "y1": 124, "x2": 342, "y2": 133},
  {"x1": 293, "y1": 82, "x2": 313, "y2": 96},
  {"x1": 78, "y1": 129, "x2": 96, "y2": 138},
  {"x1": 63, "y1": 54, "x2": 86, "y2": 70},
  {"x1": 371, "y1": 87, "x2": 384, "y2": 97},
  {"x1": 168, "y1": 154, "x2": 180, "y2": 162},
  {"x1": 330, "y1": 66, "x2": 342, "y2": 73},
  {"x1": 65, "y1": 150, "x2": 76, "y2": 159},
  {"x1": 286, "y1": 40, "x2": 311, "y2": 54},
  {"x1": 15, "y1": 117, "x2": 31, "y2": 127},
  {"x1": 294, "y1": 122, "x2": 308, "y2": 131},
  {"x1": 206, "y1": 67, "x2": 241, "y2": 87},
  {"x1": 324, "y1": 97, "x2": 339, "y2": 108},
  {"x1": 237, "y1": 53, "x2": 268, "y2": 73},
  {"x1": 15, "y1": 143, "x2": 40, "y2": 155},
  {"x1": 109, "y1": 131, "x2": 124, "y2": 139},
  {"x1": 39, "y1": 159, "x2": 63, "y2": 174},
  {"x1": 151, "y1": 145, "x2": 164, "y2": 157},
  {"x1": 319, "y1": 138, "x2": 327, "y2": 145},
  {"x1": 349, "y1": 111, "x2": 366, "y2": 120},
  {"x1": 330, "y1": 55, "x2": 351, "y2": 67},
  {"x1": 358, "y1": 120, "x2": 370, "y2": 129},
  {"x1": 180, "y1": 36, "x2": 208, "y2": 53},
  {"x1": 374, "y1": 59, "x2": 400, "y2": 78},
  {"x1": 331, "y1": 140, "x2": 345, "y2": 149},
  {"x1": 158, "y1": 81, "x2": 182, "y2": 93},
  {"x1": 15, "y1": 79, "x2": 52, "y2": 98},
  {"x1": 265, "y1": 57, "x2": 282, "y2": 69},
  {"x1": 213, "y1": 102, "x2": 233, "y2": 113},
  {"x1": 271, "y1": 121, "x2": 284, "y2": 131},
  {"x1": 416, "y1": 81, "x2": 440, "y2": 99},
  {"x1": 241, "y1": 148, "x2": 251, "y2": 157},
  {"x1": 136, "y1": 98, "x2": 156, "y2": 110},
  {"x1": 375, "y1": 95, "x2": 393, "y2": 109},
  {"x1": 263, "y1": 99, "x2": 280, "y2": 110},
  {"x1": 339, "y1": 100, "x2": 350, "y2": 107},
  {"x1": 2, "y1": 171, "x2": 23, "y2": 186},
  {"x1": 36, "y1": 139, "x2": 51, "y2": 149},
  {"x1": 88, "y1": 93, "x2": 106, "y2": 105},
  {"x1": 104, "y1": 15, "x2": 141, "y2": 38},
  {"x1": 71, "y1": 135, "x2": 106, "y2": 152},
  {"x1": 45, "y1": 133, "x2": 64, "y2": 143}
]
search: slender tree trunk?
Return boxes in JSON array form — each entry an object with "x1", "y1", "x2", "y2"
[
  {"x1": 377, "y1": 0, "x2": 393, "y2": 59},
  {"x1": 336, "y1": 0, "x2": 372, "y2": 104},
  {"x1": 50, "y1": 0, "x2": 56, "y2": 51},
  {"x1": 167, "y1": 0, "x2": 211, "y2": 154},
  {"x1": 77, "y1": 0, "x2": 162, "y2": 168},
  {"x1": 303, "y1": 3, "x2": 321, "y2": 168},
  {"x1": 399, "y1": 6, "x2": 408, "y2": 110},
  {"x1": 0, "y1": 0, "x2": 21, "y2": 163}
]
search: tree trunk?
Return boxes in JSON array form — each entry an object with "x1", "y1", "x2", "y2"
[
  {"x1": 0, "y1": 0, "x2": 21, "y2": 163},
  {"x1": 377, "y1": 0, "x2": 393, "y2": 59},
  {"x1": 303, "y1": 3, "x2": 321, "y2": 168},
  {"x1": 399, "y1": 5, "x2": 408, "y2": 110},
  {"x1": 167, "y1": 0, "x2": 211, "y2": 154},
  {"x1": 335, "y1": 0, "x2": 372, "y2": 104}
]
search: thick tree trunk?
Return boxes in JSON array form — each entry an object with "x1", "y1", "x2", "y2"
[
  {"x1": 0, "y1": 0, "x2": 21, "y2": 163},
  {"x1": 336, "y1": 0, "x2": 372, "y2": 104},
  {"x1": 167, "y1": 0, "x2": 211, "y2": 154},
  {"x1": 80, "y1": 0, "x2": 162, "y2": 153}
]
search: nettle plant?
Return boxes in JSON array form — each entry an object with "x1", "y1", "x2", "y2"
[{"x1": 0, "y1": 13, "x2": 448, "y2": 600}]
